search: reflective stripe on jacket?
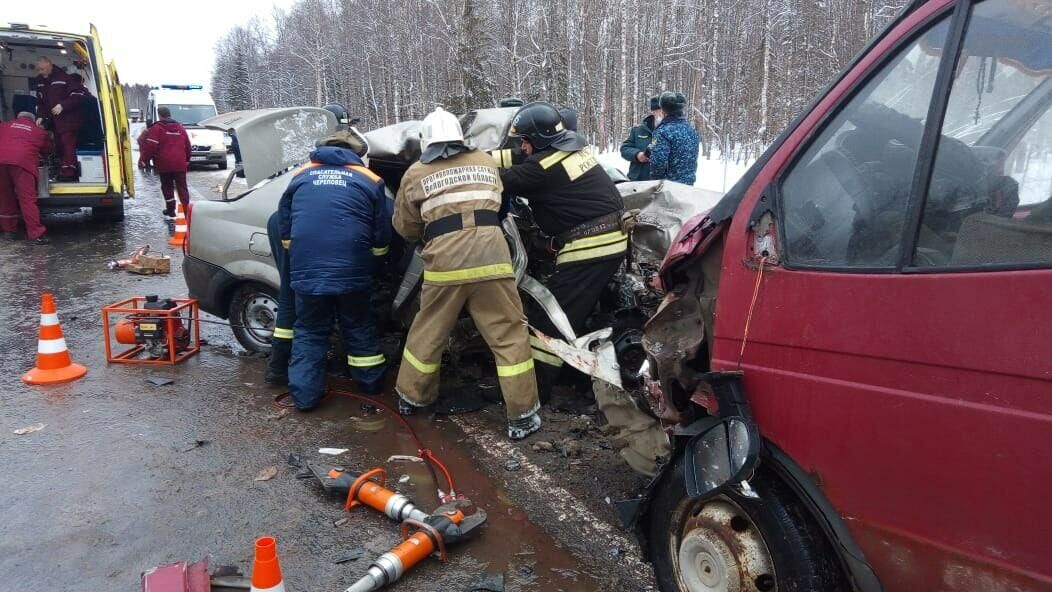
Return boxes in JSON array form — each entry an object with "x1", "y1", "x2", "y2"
[{"x1": 394, "y1": 149, "x2": 513, "y2": 286}]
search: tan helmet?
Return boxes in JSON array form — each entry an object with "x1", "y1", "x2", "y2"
[{"x1": 419, "y1": 107, "x2": 464, "y2": 150}]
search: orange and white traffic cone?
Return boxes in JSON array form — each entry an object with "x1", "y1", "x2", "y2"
[
  {"x1": 249, "y1": 536, "x2": 286, "y2": 592},
  {"x1": 22, "y1": 293, "x2": 88, "y2": 385},
  {"x1": 168, "y1": 201, "x2": 187, "y2": 247}
]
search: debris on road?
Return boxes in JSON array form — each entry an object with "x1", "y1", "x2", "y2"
[
  {"x1": 468, "y1": 572, "x2": 505, "y2": 592},
  {"x1": 179, "y1": 439, "x2": 209, "y2": 453},
  {"x1": 504, "y1": 459, "x2": 522, "y2": 472},
  {"x1": 318, "y1": 447, "x2": 348, "y2": 455},
  {"x1": 254, "y1": 465, "x2": 279, "y2": 481},
  {"x1": 333, "y1": 549, "x2": 366, "y2": 564},
  {"x1": 140, "y1": 557, "x2": 210, "y2": 592},
  {"x1": 268, "y1": 408, "x2": 290, "y2": 421},
  {"x1": 531, "y1": 440, "x2": 555, "y2": 452},
  {"x1": 387, "y1": 454, "x2": 423, "y2": 464},
  {"x1": 13, "y1": 423, "x2": 46, "y2": 435},
  {"x1": 333, "y1": 517, "x2": 349, "y2": 527},
  {"x1": 146, "y1": 376, "x2": 175, "y2": 386},
  {"x1": 398, "y1": 474, "x2": 411, "y2": 484}
]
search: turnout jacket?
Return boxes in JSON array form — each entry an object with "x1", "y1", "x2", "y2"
[
  {"x1": 279, "y1": 146, "x2": 392, "y2": 295},
  {"x1": 619, "y1": 115, "x2": 655, "y2": 181},
  {"x1": 0, "y1": 117, "x2": 53, "y2": 177},
  {"x1": 394, "y1": 149, "x2": 513, "y2": 286},
  {"x1": 139, "y1": 118, "x2": 191, "y2": 173},
  {"x1": 649, "y1": 115, "x2": 700, "y2": 185}
]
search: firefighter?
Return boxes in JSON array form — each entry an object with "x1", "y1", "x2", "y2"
[
  {"x1": 279, "y1": 131, "x2": 390, "y2": 410},
  {"x1": 499, "y1": 101, "x2": 628, "y2": 399},
  {"x1": 138, "y1": 106, "x2": 191, "y2": 217},
  {"x1": 393, "y1": 107, "x2": 541, "y2": 440},
  {"x1": 33, "y1": 57, "x2": 85, "y2": 182},
  {"x1": 0, "y1": 112, "x2": 52, "y2": 243}
]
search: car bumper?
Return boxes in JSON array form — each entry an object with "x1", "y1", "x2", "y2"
[
  {"x1": 189, "y1": 151, "x2": 226, "y2": 165},
  {"x1": 183, "y1": 254, "x2": 236, "y2": 318}
]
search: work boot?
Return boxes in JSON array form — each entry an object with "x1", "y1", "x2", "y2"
[
  {"x1": 508, "y1": 412, "x2": 542, "y2": 441},
  {"x1": 264, "y1": 339, "x2": 291, "y2": 386},
  {"x1": 397, "y1": 398, "x2": 417, "y2": 417},
  {"x1": 32, "y1": 235, "x2": 50, "y2": 245}
]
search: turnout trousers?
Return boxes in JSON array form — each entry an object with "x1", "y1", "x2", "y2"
[
  {"x1": 265, "y1": 213, "x2": 296, "y2": 381},
  {"x1": 0, "y1": 165, "x2": 46, "y2": 239},
  {"x1": 289, "y1": 291, "x2": 386, "y2": 410},
  {"x1": 397, "y1": 278, "x2": 540, "y2": 420}
]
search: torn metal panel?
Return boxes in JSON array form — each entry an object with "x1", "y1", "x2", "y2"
[
  {"x1": 618, "y1": 180, "x2": 723, "y2": 263},
  {"x1": 531, "y1": 328, "x2": 622, "y2": 389},
  {"x1": 518, "y1": 275, "x2": 577, "y2": 342}
]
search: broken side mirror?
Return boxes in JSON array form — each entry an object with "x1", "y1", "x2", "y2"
[{"x1": 684, "y1": 417, "x2": 760, "y2": 498}]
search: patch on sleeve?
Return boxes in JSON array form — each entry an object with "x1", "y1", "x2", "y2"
[
  {"x1": 420, "y1": 165, "x2": 499, "y2": 198},
  {"x1": 560, "y1": 149, "x2": 599, "y2": 181}
]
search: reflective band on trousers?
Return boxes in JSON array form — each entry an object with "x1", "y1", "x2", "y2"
[
  {"x1": 496, "y1": 358, "x2": 534, "y2": 377},
  {"x1": 272, "y1": 327, "x2": 293, "y2": 340},
  {"x1": 423, "y1": 263, "x2": 514, "y2": 283},
  {"x1": 348, "y1": 353, "x2": 386, "y2": 367},
  {"x1": 371, "y1": 245, "x2": 390, "y2": 256},
  {"x1": 556, "y1": 233, "x2": 628, "y2": 265},
  {"x1": 403, "y1": 348, "x2": 440, "y2": 374}
]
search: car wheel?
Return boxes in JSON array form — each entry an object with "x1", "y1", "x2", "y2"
[
  {"x1": 92, "y1": 202, "x2": 125, "y2": 222},
  {"x1": 228, "y1": 282, "x2": 278, "y2": 353},
  {"x1": 217, "y1": 160, "x2": 228, "y2": 170},
  {"x1": 648, "y1": 453, "x2": 845, "y2": 592}
]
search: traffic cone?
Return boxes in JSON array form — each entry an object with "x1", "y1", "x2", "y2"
[
  {"x1": 22, "y1": 293, "x2": 87, "y2": 385},
  {"x1": 250, "y1": 536, "x2": 286, "y2": 592},
  {"x1": 168, "y1": 201, "x2": 187, "y2": 247}
]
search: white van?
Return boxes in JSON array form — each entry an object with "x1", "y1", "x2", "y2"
[{"x1": 146, "y1": 85, "x2": 226, "y2": 169}]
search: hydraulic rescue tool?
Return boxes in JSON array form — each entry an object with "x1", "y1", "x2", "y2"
[{"x1": 303, "y1": 464, "x2": 486, "y2": 592}]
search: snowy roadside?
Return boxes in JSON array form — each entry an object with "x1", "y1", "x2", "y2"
[{"x1": 596, "y1": 146, "x2": 755, "y2": 195}]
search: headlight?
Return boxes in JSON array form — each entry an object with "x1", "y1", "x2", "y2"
[{"x1": 212, "y1": 143, "x2": 226, "y2": 152}]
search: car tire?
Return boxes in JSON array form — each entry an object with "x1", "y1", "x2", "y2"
[
  {"x1": 648, "y1": 452, "x2": 846, "y2": 592},
  {"x1": 228, "y1": 282, "x2": 278, "y2": 353},
  {"x1": 217, "y1": 160, "x2": 228, "y2": 170}
]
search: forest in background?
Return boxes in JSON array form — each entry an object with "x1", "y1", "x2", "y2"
[{"x1": 202, "y1": 0, "x2": 910, "y2": 157}]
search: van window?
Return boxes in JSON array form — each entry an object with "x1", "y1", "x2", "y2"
[
  {"x1": 162, "y1": 104, "x2": 217, "y2": 126},
  {"x1": 912, "y1": 0, "x2": 1052, "y2": 268},
  {"x1": 779, "y1": 19, "x2": 950, "y2": 268}
]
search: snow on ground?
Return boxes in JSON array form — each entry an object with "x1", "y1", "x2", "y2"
[{"x1": 597, "y1": 145, "x2": 755, "y2": 195}]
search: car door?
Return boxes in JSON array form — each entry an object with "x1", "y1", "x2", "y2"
[
  {"x1": 107, "y1": 61, "x2": 134, "y2": 198},
  {"x1": 712, "y1": 0, "x2": 1052, "y2": 590}
]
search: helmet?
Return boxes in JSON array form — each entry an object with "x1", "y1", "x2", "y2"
[
  {"x1": 419, "y1": 107, "x2": 464, "y2": 150},
  {"x1": 648, "y1": 95, "x2": 661, "y2": 111},
  {"x1": 558, "y1": 107, "x2": 578, "y2": 132},
  {"x1": 323, "y1": 103, "x2": 350, "y2": 127},
  {"x1": 658, "y1": 91, "x2": 686, "y2": 116},
  {"x1": 510, "y1": 101, "x2": 578, "y2": 151}
]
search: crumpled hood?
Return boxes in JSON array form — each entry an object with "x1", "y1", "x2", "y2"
[{"x1": 309, "y1": 146, "x2": 365, "y2": 167}]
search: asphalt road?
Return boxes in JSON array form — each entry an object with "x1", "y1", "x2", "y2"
[{"x1": 0, "y1": 156, "x2": 655, "y2": 591}]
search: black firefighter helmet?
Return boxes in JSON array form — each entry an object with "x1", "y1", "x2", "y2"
[{"x1": 508, "y1": 101, "x2": 586, "y2": 151}]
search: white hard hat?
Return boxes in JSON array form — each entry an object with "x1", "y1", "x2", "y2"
[{"x1": 419, "y1": 107, "x2": 464, "y2": 150}]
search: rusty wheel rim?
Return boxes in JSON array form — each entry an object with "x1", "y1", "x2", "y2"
[{"x1": 671, "y1": 497, "x2": 776, "y2": 592}]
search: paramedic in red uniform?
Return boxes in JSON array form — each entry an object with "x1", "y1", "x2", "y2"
[
  {"x1": 139, "y1": 106, "x2": 192, "y2": 217},
  {"x1": 33, "y1": 56, "x2": 85, "y2": 182},
  {"x1": 0, "y1": 112, "x2": 53, "y2": 244}
]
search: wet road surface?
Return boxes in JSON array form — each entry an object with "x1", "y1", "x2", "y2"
[{"x1": 0, "y1": 154, "x2": 655, "y2": 590}]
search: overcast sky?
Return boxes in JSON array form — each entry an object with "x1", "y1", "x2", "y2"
[{"x1": 6, "y1": 0, "x2": 297, "y2": 88}]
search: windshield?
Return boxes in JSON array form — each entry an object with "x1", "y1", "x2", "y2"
[{"x1": 162, "y1": 104, "x2": 218, "y2": 126}]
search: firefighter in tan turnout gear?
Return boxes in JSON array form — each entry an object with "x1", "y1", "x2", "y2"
[{"x1": 393, "y1": 107, "x2": 542, "y2": 440}]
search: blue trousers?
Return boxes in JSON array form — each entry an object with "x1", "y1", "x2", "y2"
[
  {"x1": 266, "y1": 213, "x2": 296, "y2": 378},
  {"x1": 289, "y1": 291, "x2": 386, "y2": 409}
]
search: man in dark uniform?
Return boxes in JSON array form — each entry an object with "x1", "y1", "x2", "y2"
[
  {"x1": 620, "y1": 96, "x2": 660, "y2": 181},
  {"x1": 33, "y1": 57, "x2": 85, "y2": 181},
  {"x1": 498, "y1": 101, "x2": 628, "y2": 399}
]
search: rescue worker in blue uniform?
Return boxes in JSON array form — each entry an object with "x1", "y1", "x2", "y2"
[
  {"x1": 278, "y1": 131, "x2": 391, "y2": 410},
  {"x1": 620, "y1": 96, "x2": 661, "y2": 181},
  {"x1": 264, "y1": 210, "x2": 296, "y2": 386},
  {"x1": 648, "y1": 91, "x2": 700, "y2": 185},
  {"x1": 498, "y1": 102, "x2": 628, "y2": 400}
]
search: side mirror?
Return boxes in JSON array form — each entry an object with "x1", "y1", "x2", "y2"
[{"x1": 684, "y1": 417, "x2": 760, "y2": 498}]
